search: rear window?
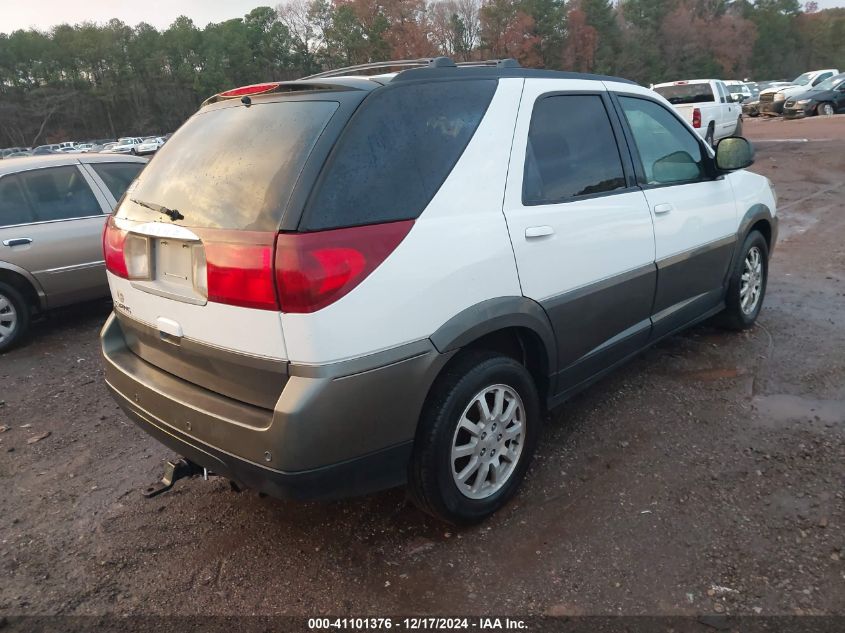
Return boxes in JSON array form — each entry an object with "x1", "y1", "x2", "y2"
[
  {"x1": 118, "y1": 100, "x2": 339, "y2": 231},
  {"x1": 653, "y1": 84, "x2": 716, "y2": 105},
  {"x1": 301, "y1": 80, "x2": 496, "y2": 230}
]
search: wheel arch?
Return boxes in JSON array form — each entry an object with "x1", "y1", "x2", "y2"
[
  {"x1": 738, "y1": 203, "x2": 776, "y2": 251},
  {"x1": 0, "y1": 263, "x2": 46, "y2": 312}
]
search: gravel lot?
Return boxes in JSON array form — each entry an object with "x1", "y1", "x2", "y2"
[{"x1": 1, "y1": 116, "x2": 843, "y2": 618}]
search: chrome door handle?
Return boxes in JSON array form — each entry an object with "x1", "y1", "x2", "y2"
[
  {"x1": 525, "y1": 226, "x2": 554, "y2": 238},
  {"x1": 3, "y1": 238, "x2": 33, "y2": 247},
  {"x1": 653, "y1": 204, "x2": 673, "y2": 215}
]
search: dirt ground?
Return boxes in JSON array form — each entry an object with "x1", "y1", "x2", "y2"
[{"x1": 1, "y1": 116, "x2": 843, "y2": 619}]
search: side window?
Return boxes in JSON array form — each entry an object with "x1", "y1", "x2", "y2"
[
  {"x1": 17, "y1": 166, "x2": 102, "y2": 222},
  {"x1": 90, "y1": 162, "x2": 144, "y2": 200},
  {"x1": 523, "y1": 94, "x2": 626, "y2": 205},
  {"x1": 619, "y1": 96, "x2": 706, "y2": 186},
  {"x1": 303, "y1": 80, "x2": 496, "y2": 230},
  {"x1": 717, "y1": 83, "x2": 728, "y2": 103},
  {"x1": 812, "y1": 73, "x2": 832, "y2": 86},
  {"x1": 0, "y1": 175, "x2": 35, "y2": 227}
]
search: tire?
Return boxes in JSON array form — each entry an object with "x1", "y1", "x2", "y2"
[
  {"x1": 734, "y1": 116, "x2": 743, "y2": 136},
  {"x1": 705, "y1": 124, "x2": 715, "y2": 148},
  {"x1": 408, "y1": 351, "x2": 541, "y2": 524},
  {"x1": 0, "y1": 282, "x2": 30, "y2": 352},
  {"x1": 818, "y1": 102, "x2": 834, "y2": 116},
  {"x1": 717, "y1": 230, "x2": 769, "y2": 330}
]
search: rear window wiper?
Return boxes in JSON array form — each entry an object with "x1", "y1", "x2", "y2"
[{"x1": 130, "y1": 198, "x2": 185, "y2": 222}]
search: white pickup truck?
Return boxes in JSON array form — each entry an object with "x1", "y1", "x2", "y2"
[{"x1": 652, "y1": 79, "x2": 742, "y2": 146}]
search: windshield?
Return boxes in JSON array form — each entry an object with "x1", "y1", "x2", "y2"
[
  {"x1": 653, "y1": 84, "x2": 715, "y2": 104},
  {"x1": 117, "y1": 139, "x2": 133, "y2": 146},
  {"x1": 813, "y1": 75, "x2": 844, "y2": 91},
  {"x1": 792, "y1": 72, "x2": 813, "y2": 85},
  {"x1": 117, "y1": 99, "x2": 339, "y2": 231}
]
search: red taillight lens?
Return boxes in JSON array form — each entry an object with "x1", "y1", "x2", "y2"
[
  {"x1": 275, "y1": 220, "x2": 414, "y2": 313},
  {"x1": 203, "y1": 231, "x2": 279, "y2": 311},
  {"x1": 103, "y1": 216, "x2": 128, "y2": 278},
  {"x1": 692, "y1": 108, "x2": 702, "y2": 128},
  {"x1": 219, "y1": 82, "x2": 281, "y2": 97}
]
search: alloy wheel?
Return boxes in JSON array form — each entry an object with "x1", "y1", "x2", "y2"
[
  {"x1": 450, "y1": 384, "x2": 525, "y2": 500},
  {"x1": 740, "y1": 246, "x2": 763, "y2": 315}
]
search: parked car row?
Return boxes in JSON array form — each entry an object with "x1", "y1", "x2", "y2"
[
  {"x1": 746, "y1": 69, "x2": 843, "y2": 118},
  {"x1": 1, "y1": 135, "x2": 171, "y2": 160}
]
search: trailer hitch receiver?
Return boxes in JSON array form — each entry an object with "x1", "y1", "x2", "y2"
[{"x1": 143, "y1": 457, "x2": 204, "y2": 498}]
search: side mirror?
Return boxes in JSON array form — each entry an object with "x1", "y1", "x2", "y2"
[{"x1": 715, "y1": 136, "x2": 754, "y2": 171}]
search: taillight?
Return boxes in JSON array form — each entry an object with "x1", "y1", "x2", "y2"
[
  {"x1": 275, "y1": 220, "x2": 414, "y2": 313},
  {"x1": 219, "y1": 82, "x2": 281, "y2": 97},
  {"x1": 103, "y1": 216, "x2": 150, "y2": 280},
  {"x1": 692, "y1": 108, "x2": 702, "y2": 128},
  {"x1": 203, "y1": 231, "x2": 278, "y2": 311}
]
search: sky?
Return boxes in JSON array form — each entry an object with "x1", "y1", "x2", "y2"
[{"x1": 1, "y1": 0, "x2": 844, "y2": 32}]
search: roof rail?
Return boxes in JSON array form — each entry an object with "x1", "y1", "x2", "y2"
[{"x1": 300, "y1": 57, "x2": 521, "y2": 80}]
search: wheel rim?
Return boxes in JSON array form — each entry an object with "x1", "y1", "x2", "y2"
[
  {"x1": 0, "y1": 292, "x2": 18, "y2": 344},
  {"x1": 451, "y1": 384, "x2": 525, "y2": 500},
  {"x1": 821, "y1": 103, "x2": 833, "y2": 115},
  {"x1": 740, "y1": 246, "x2": 763, "y2": 315}
]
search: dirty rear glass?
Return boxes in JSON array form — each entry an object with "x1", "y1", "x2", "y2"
[
  {"x1": 117, "y1": 100, "x2": 339, "y2": 231},
  {"x1": 653, "y1": 84, "x2": 716, "y2": 105},
  {"x1": 301, "y1": 79, "x2": 497, "y2": 230}
]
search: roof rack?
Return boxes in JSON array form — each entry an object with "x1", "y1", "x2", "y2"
[{"x1": 301, "y1": 57, "x2": 520, "y2": 80}]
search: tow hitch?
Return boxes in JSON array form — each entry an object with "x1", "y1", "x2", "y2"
[{"x1": 143, "y1": 457, "x2": 206, "y2": 498}]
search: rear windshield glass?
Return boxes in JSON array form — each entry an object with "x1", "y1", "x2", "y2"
[
  {"x1": 301, "y1": 79, "x2": 496, "y2": 231},
  {"x1": 653, "y1": 84, "x2": 716, "y2": 104},
  {"x1": 118, "y1": 100, "x2": 339, "y2": 231}
]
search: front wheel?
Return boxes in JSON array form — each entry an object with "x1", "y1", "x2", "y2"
[
  {"x1": 408, "y1": 351, "x2": 541, "y2": 524},
  {"x1": 717, "y1": 230, "x2": 769, "y2": 330},
  {"x1": 818, "y1": 102, "x2": 834, "y2": 116}
]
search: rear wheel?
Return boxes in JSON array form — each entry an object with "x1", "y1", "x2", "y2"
[
  {"x1": 717, "y1": 230, "x2": 769, "y2": 330},
  {"x1": 408, "y1": 351, "x2": 541, "y2": 524},
  {"x1": 818, "y1": 102, "x2": 834, "y2": 116},
  {"x1": 0, "y1": 282, "x2": 29, "y2": 352},
  {"x1": 734, "y1": 116, "x2": 743, "y2": 136}
]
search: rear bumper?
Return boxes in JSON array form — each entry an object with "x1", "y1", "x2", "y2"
[{"x1": 101, "y1": 313, "x2": 451, "y2": 499}]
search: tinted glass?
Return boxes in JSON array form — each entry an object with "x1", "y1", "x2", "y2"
[
  {"x1": 523, "y1": 95, "x2": 626, "y2": 205},
  {"x1": 120, "y1": 100, "x2": 339, "y2": 231},
  {"x1": 91, "y1": 162, "x2": 144, "y2": 200},
  {"x1": 0, "y1": 175, "x2": 34, "y2": 227},
  {"x1": 17, "y1": 166, "x2": 101, "y2": 221},
  {"x1": 653, "y1": 84, "x2": 716, "y2": 104},
  {"x1": 620, "y1": 97, "x2": 706, "y2": 186},
  {"x1": 303, "y1": 80, "x2": 496, "y2": 230}
]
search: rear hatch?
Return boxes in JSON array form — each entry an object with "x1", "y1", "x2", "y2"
[{"x1": 105, "y1": 89, "x2": 363, "y2": 409}]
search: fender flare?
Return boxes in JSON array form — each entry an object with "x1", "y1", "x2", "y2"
[
  {"x1": 737, "y1": 203, "x2": 777, "y2": 247},
  {"x1": 429, "y1": 296, "x2": 558, "y2": 372},
  {"x1": 0, "y1": 261, "x2": 47, "y2": 309}
]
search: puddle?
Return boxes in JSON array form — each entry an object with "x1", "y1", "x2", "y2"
[{"x1": 752, "y1": 393, "x2": 845, "y2": 427}]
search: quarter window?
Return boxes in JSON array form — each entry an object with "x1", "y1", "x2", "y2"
[
  {"x1": 17, "y1": 166, "x2": 101, "y2": 222},
  {"x1": 523, "y1": 94, "x2": 626, "y2": 205},
  {"x1": 0, "y1": 175, "x2": 34, "y2": 227},
  {"x1": 91, "y1": 162, "x2": 145, "y2": 200},
  {"x1": 619, "y1": 97, "x2": 706, "y2": 186}
]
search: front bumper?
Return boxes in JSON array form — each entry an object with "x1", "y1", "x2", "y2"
[
  {"x1": 758, "y1": 100, "x2": 785, "y2": 115},
  {"x1": 101, "y1": 313, "x2": 451, "y2": 500},
  {"x1": 783, "y1": 104, "x2": 814, "y2": 119}
]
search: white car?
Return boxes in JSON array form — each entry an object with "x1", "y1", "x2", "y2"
[
  {"x1": 652, "y1": 79, "x2": 743, "y2": 146},
  {"x1": 758, "y1": 69, "x2": 840, "y2": 115},
  {"x1": 103, "y1": 137, "x2": 143, "y2": 154},
  {"x1": 101, "y1": 58, "x2": 778, "y2": 523},
  {"x1": 135, "y1": 137, "x2": 165, "y2": 155}
]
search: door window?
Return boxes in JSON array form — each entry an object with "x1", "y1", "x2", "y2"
[
  {"x1": 618, "y1": 97, "x2": 706, "y2": 186},
  {"x1": 17, "y1": 166, "x2": 102, "y2": 222},
  {"x1": 0, "y1": 175, "x2": 34, "y2": 227},
  {"x1": 90, "y1": 162, "x2": 144, "y2": 200},
  {"x1": 522, "y1": 94, "x2": 626, "y2": 205}
]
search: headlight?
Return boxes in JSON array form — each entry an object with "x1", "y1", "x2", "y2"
[
  {"x1": 796, "y1": 99, "x2": 812, "y2": 105},
  {"x1": 774, "y1": 93, "x2": 786, "y2": 101}
]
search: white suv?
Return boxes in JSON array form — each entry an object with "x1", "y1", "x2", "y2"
[{"x1": 101, "y1": 58, "x2": 778, "y2": 523}]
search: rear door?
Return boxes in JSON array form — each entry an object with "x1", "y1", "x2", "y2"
[
  {"x1": 0, "y1": 164, "x2": 112, "y2": 307},
  {"x1": 613, "y1": 94, "x2": 738, "y2": 338},
  {"x1": 502, "y1": 81, "x2": 656, "y2": 396}
]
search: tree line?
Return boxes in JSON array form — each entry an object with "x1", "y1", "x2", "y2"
[{"x1": 1, "y1": 0, "x2": 843, "y2": 147}]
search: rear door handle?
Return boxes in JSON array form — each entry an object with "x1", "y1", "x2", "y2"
[
  {"x1": 3, "y1": 238, "x2": 33, "y2": 247},
  {"x1": 653, "y1": 204, "x2": 673, "y2": 215},
  {"x1": 525, "y1": 226, "x2": 554, "y2": 238}
]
